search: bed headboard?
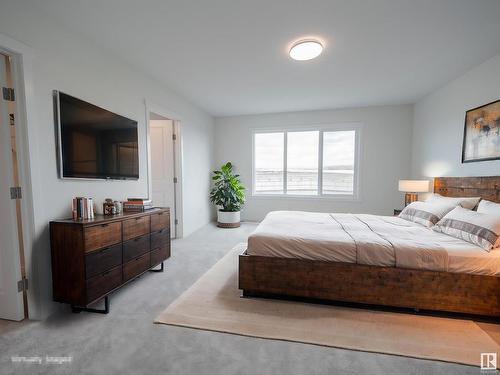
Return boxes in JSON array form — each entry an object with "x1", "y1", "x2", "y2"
[{"x1": 434, "y1": 176, "x2": 500, "y2": 203}]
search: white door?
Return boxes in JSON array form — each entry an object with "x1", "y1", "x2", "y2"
[
  {"x1": 150, "y1": 119, "x2": 176, "y2": 238},
  {"x1": 0, "y1": 54, "x2": 24, "y2": 321}
]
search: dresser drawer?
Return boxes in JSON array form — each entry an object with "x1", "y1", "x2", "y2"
[
  {"x1": 86, "y1": 266, "x2": 122, "y2": 304},
  {"x1": 85, "y1": 244, "x2": 122, "y2": 279},
  {"x1": 123, "y1": 253, "x2": 151, "y2": 281},
  {"x1": 151, "y1": 228, "x2": 169, "y2": 250},
  {"x1": 123, "y1": 234, "x2": 150, "y2": 263},
  {"x1": 151, "y1": 245, "x2": 170, "y2": 267},
  {"x1": 123, "y1": 216, "x2": 150, "y2": 241},
  {"x1": 84, "y1": 222, "x2": 122, "y2": 253},
  {"x1": 151, "y1": 211, "x2": 169, "y2": 232}
]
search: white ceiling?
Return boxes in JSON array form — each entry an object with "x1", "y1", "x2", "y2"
[{"x1": 33, "y1": 0, "x2": 500, "y2": 117}]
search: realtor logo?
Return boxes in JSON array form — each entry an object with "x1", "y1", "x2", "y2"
[{"x1": 481, "y1": 353, "x2": 497, "y2": 370}]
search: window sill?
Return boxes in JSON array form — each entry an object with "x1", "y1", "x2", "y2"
[{"x1": 251, "y1": 193, "x2": 361, "y2": 202}]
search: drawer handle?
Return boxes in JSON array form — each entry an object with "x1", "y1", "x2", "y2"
[
  {"x1": 134, "y1": 237, "x2": 141, "y2": 242},
  {"x1": 158, "y1": 212, "x2": 164, "y2": 216},
  {"x1": 135, "y1": 217, "x2": 142, "y2": 221},
  {"x1": 101, "y1": 224, "x2": 109, "y2": 228},
  {"x1": 100, "y1": 247, "x2": 109, "y2": 253}
]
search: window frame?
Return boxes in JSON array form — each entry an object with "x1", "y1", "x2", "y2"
[{"x1": 251, "y1": 123, "x2": 362, "y2": 201}]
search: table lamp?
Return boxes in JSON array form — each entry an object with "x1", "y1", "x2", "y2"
[{"x1": 398, "y1": 180, "x2": 430, "y2": 206}]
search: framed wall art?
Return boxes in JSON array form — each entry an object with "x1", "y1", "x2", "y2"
[{"x1": 462, "y1": 99, "x2": 500, "y2": 163}]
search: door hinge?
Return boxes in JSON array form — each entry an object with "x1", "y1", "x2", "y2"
[
  {"x1": 10, "y1": 186, "x2": 22, "y2": 200},
  {"x1": 2, "y1": 87, "x2": 15, "y2": 101},
  {"x1": 172, "y1": 134, "x2": 177, "y2": 141},
  {"x1": 173, "y1": 177, "x2": 178, "y2": 183},
  {"x1": 17, "y1": 278, "x2": 28, "y2": 293},
  {"x1": 175, "y1": 219, "x2": 178, "y2": 225}
]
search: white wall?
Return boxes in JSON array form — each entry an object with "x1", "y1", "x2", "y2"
[
  {"x1": 0, "y1": 2, "x2": 214, "y2": 319},
  {"x1": 215, "y1": 105, "x2": 413, "y2": 221},
  {"x1": 412, "y1": 53, "x2": 500, "y2": 179}
]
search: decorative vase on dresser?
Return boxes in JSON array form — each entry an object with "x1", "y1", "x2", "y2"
[{"x1": 50, "y1": 207, "x2": 170, "y2": 314}]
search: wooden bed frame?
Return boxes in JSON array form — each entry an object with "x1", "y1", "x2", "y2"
[{"x1": 239, "y1": 176, "x2": 500, "y2": 317}]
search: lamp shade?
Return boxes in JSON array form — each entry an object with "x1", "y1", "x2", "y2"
[{"x1": 398, "y1": 180, "x2": 430, "y2": 193}]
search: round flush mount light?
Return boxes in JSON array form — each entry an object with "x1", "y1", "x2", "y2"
[{"x1": 289, "y1": 39, "x2": 323, "y2": 61}]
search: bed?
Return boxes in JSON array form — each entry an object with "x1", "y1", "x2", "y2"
[{"x1": 239, "y1": 176, "x2": 500, "y2": 317}]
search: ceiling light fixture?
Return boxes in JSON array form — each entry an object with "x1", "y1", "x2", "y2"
[{"x1": 289, "y1": 39, "x2": 323, "y2": 61}]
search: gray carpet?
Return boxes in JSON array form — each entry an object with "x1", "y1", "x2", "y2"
[{"x1": 0, "y1": 222, "x2": 478, "y2": 375}]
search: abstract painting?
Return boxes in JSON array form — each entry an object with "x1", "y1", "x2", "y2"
[{"x1": 462, "y1": 99, "x2": 500, "y2": 163}]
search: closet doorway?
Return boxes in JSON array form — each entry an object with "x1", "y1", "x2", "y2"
[{"x1": 148, "y1": 110, "x2": 182, "y2": 238}]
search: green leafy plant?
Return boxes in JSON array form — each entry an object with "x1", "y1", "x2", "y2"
[{"x1": 210, "y1": 162, "x2": 245, "y2": 212}]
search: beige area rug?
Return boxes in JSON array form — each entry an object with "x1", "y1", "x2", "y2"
[{"x1": 155, "y1": 243, "x2": 500, "y2": 367}]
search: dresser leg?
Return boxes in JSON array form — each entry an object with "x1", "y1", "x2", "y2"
[
  {"x1": 149, "y1": 262, "x2": 164, "y2": 273},
  {"x1": 71, "y1": 296, "x2": 110, "y2": 314}
]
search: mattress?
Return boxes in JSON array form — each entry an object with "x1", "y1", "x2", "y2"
[{"x1": 247, "y1": 211, "x2": 500, "y2": 276}]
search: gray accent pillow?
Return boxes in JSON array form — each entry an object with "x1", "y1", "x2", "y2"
[
  {"x1": 398, "y1": 201, "x2": 456, "y2": 227},
  {"x1": 433, "y1": 206, "x2": 500, "y2": 251}
]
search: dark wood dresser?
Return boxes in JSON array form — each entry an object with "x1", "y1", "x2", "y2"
[{"x1": 50, "y1": 207, "x2": 170, "y2": 313}]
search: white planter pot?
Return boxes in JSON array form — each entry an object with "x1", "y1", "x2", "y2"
[{"x1": 217, "y1": 210, "x2": 241, "y2": 228}]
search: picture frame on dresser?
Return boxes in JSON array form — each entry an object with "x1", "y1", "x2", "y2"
[{"x1": 50, "y1": 207, "x2": 171, "y2": 314}]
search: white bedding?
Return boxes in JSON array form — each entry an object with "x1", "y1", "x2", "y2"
[{"x1": 247, "y1": 211, "x2": 500, "y2": 276}]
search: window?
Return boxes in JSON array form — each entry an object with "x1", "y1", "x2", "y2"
[
  {"x1": 287, "y1": 131, "x2": 319, "y2": 195},
  {"x1": 254, "y1": 132, "x2": 284, "y2": 194},
  {"x1": 253, "y1": 126, "x2": 359, "y2": 198},
  {"x1": 322, "y1": 131, "x2": 356, "y2": 195}
]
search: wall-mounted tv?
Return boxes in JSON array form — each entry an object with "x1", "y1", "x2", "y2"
[{"x1": 55, "y1": 91, "x2": 139, "y2": 180}]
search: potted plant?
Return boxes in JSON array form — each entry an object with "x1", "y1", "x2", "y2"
[{"x1": 210, "y1": 162, "x2": 245, "y2": 228}]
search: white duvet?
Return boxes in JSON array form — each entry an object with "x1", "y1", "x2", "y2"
[{"x1": 247, "y1": 211, "x2": 500, "y2": 276}]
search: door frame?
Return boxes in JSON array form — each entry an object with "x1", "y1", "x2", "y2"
[
  {"x1": 0, "y1": 34, "x2": 38, "y2": 319},
  {"x1": 144, "y1": 100, "x2": 183, "y2": 238}
]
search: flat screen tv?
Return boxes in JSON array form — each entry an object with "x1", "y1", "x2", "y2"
[{"x1": 55, "y1": 91, "x2": 139, "y2": 180}]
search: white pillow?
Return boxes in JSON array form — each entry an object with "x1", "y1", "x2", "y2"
[
  {"x1": 426, "y1": 193, "x2": 481, "y2": 210},
  {"x1": 398, "y1": 201, "x2": 456, "y2": 227},
  {"x1": 477, "y1": 200, "x2": 500, "y2": 217},
  {"x1": 433, "y1": 206, "x2": 500, "y2": 251}
]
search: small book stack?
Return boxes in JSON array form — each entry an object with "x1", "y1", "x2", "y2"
[
  {"x1": 72, "y1": 197, "x2": 94, "y2": 220},
  {"x1": 123, "y1": 198, "x2": 153, "y2": 212}
]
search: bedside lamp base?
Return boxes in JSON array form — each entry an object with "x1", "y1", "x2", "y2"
[{"x1": 404, "y1": 193, "x2": 418, "y2": 207}]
